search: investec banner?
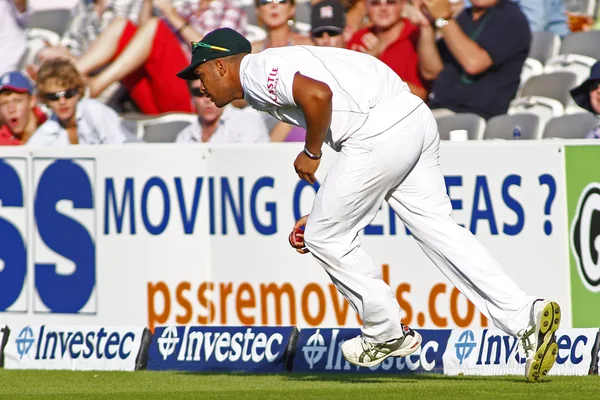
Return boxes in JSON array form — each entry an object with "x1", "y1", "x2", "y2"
[
  {"x1": 0, "y1": 143, "x2": 580, "y2": 331},
  {"x1": 444, "y1": 328, "x2": 600, "y2": 376},
  {"x1": 293, "y1": 328, "x2": 451, "y2": 373},
  {"x1": 3, "y1": 325, "x2": 150, "y2": 371},
  {"x1": 147, "y1": 326, "x2": 296, "y2": 372}
]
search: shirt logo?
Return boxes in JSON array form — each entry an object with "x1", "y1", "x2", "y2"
[
  {"x1": 320, "y1": 6, "x2": 333, "y2": 19},
  {"x1": 267, "y1": 67, "x2": 279, "y2": 102}
]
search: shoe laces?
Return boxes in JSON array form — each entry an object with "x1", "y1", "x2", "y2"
[{"x1": 518, "y1": 325, "x2": 536, "y2": 356}]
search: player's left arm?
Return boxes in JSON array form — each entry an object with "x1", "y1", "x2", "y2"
[{"x1": 291, "y1": 73, "x2": 332, "y2": 184}]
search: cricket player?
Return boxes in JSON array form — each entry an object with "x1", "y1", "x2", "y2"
[{"x1": 176, "y1": 28, "x2": 561, "y2": 381}]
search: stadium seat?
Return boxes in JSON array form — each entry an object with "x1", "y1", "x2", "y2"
[
  {"x1": 517, "y1": 71, "x2": 577, "y2": 106},
  {"x1": 565, "y1": 103, "x2": 589, "y2": 114},
  {"x1": 508, "y1": 96, "x2": 563, "y2": 136},
  {"x1": 559, "y1": 31, "x2": 600, "y2": 60},
  {"x1": 139, "y1": 113, "x2": 198, "y2": 143},
  {"x1": 542, "y1": 112, "x2": 600, "y2": 139},
  {"x1": 435, "y1": 113, "x2": 486, "y2": 140},
  {"x1": 544, "y1": 53, "x2": 597, "y2": 85},
  {"x1": 520, "y1": 57, "x2": 544, "y2": 89},
  {"x1": 483, "y1": 113, "x2": 540, "y2": 140},
  {"x1": 26, "y1": 9, "x2": 72, "y2": 37},
  {"x1": 528, "y1": 31, "x2": 560, "y2": 64}
]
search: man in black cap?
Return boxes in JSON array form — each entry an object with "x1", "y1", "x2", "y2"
[
  {"x1": 177, "y1": 27, "x2": 562, "y2": 381},
  {"x1": 311, "y1": 0, "x2": 347, "y2": 48},
  {"x1": 570, "y1": 61, "x2": 600, "y2": 139}
]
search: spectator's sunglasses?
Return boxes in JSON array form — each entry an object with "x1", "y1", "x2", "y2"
[
  {"x1": 313, "y1": 30, "x2": 341, "y2": 38},
  {"x1": 190, "y1": 88, "x2": 205, "y2": 97},
  {"x1": 259, "y1": 0, "x2": 289, "y2": 5},
  {"x1": 41, "y1": 88, "x2": 80, "y2": 102},
  {"x1": 368, "y1": 0, "x2": 398, "y2": 6},
  {"x1": 588, "y1": 80, "x2": 600, "y2": 92}
]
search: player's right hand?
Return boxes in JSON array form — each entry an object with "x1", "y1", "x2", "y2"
[{"x1": 289, "y1": 214, "x2": 310, "y2": 254}]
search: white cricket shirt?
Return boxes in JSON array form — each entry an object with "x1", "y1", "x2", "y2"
[{"x1": 239, "y1": 46, "x2": 424, "y2": 151}]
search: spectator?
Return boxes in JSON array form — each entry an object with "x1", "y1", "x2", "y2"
[
  {"x1": 176, "y1": 79, "x2": 270, "y2": 143},
  {"x1": 347, "y1": 0, "x2": 428, "y2": 100},
  {"x1": 28, "y1": 59, "x2": 128, "y2": 146},
  {"x1": 416, "y1": 0, "x2": 530, "y2": 119},
  {"x1": 268, "y1": 0, "x2": 346, "y2": 142},
  {"x1": 0, "y1": 0, "x2": 28, "y2": 75},
  {"x1": 311, "y1": 0, "x2": 346, "y2": 48},
  {"x1": 570, "y1": 61, "x2": 600, "y2": 138},
  {"x1": 0, "y1": 71, "x2": 47, "y2": 145},
  {"x1": 252, "y1": 0, "x2": 312, "y2": 51},
  {"x1": 71, "y1": 0, "x2": 246, "y2": 115},
  {"x1": 520, "y1": 0, "x2": 570, "y2": 37},
  {"x1": 460, "y1": 0, "x2": 570, "y2": 37}
]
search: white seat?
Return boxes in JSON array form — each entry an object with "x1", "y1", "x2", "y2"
[
  {"x1": 138, "y1": 113, "x2": 198, "y2": 143},
  {"x1": 542, "y1": 112, "x2": 600, "y2": 139},
  {"x1": 508, "y1": 96, "x2": 564, "y2": 138},
  {"x1": 544, "y1": 54, "x2": 598, "y2": 86},
  {"x1": 528, "y1": 31, "x2": 561, "y2": 64},
  {"x1": 483, "y1": 113, "x2": 541, "y2": 140},
  {"x1": 519, "y1": 58, "x2": 544, "y2": 90},
  {"x1": 565, "y1": 103, "x2": 590, "y2": 114},
  {"x1": 435, "y1": 113, "x2": 486, "y2": 140}
]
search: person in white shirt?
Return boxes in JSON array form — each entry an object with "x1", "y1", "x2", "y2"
[
  {"x1": 0, "y1": 0, "x2": 29, "y2": 75},
  {"x1": 28, "y1": 59, "x2": 127, "y2": 146},
  {"x1": 177, "y1": 79, "x2": 269, "y2": 143},
  {"x1": 176, "y1": 28, "x2": 561, "y2": 381}
]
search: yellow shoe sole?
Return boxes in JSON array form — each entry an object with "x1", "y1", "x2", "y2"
[{"x1": 527, "y1": 301, "x2": 561, "y2": 382}]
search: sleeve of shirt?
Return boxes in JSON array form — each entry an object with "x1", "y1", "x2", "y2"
[
  {"x1": 243, "y1": 53, "x2": 299, "y2": 108},
  {"x1": 475, "y1": 6, "x2": 531, "y2": 67},
  {"x1": 233, "y1": 109, "x2": 270, "y2": 143},
  {"x1": 87, "y1": 100, "x2": 127, "y2": 144}
]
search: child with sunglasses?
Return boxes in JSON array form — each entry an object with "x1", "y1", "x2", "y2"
[{"x1": 27, "y1": 59, "x2": 128, "y2": 147}]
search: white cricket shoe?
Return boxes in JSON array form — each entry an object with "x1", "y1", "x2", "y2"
[
  {"x1": 341, "y1": 324, "x2": 422, "y2": 368},
  {"x1": 519, "y1": 299, "x2": 561, "y2": 382}
]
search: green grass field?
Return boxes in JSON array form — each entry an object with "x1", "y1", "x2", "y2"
[{"x1": 0, "y1": 371, "x2": 598, "y2": 399}]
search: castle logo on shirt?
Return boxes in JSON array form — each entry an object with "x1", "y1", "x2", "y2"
[{"x1": 267, "y1": 68, "x2": 279, "y2": 102}]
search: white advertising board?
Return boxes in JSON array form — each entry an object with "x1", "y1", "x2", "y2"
[{"x1": 0, "y1": 142, "x2": 570, "y2": 332}]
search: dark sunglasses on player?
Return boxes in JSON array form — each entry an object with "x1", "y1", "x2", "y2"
[
  {"x1": 313, "y1": 29, "x2": 342, "y2": 38},
  {"x1": 259, "y1": 0, "x2": 289, "y2": 5},
  {"x1": 41, "y1": 87, "x2": 80, "y2": 102}
]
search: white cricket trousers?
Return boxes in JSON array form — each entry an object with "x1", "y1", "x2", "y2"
[{"x1": 303, "y1": 100, "x2": 537, "y2": 343}]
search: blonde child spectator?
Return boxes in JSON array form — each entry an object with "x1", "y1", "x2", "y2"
[{"x1": 28, "y1": 59, "x2": 128, "y2": 146}]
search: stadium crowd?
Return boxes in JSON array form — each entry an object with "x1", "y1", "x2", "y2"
[{"x1": 0, "y1": 0, "x2": 599, "y2": 145}]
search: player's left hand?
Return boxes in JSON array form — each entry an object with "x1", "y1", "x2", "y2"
[
  {"x1": 294, "y1": 151, "x2": 320, "y2": 184},
  {"x1": 423, "y1": 0, "x2": 452, "y2": 20}
]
